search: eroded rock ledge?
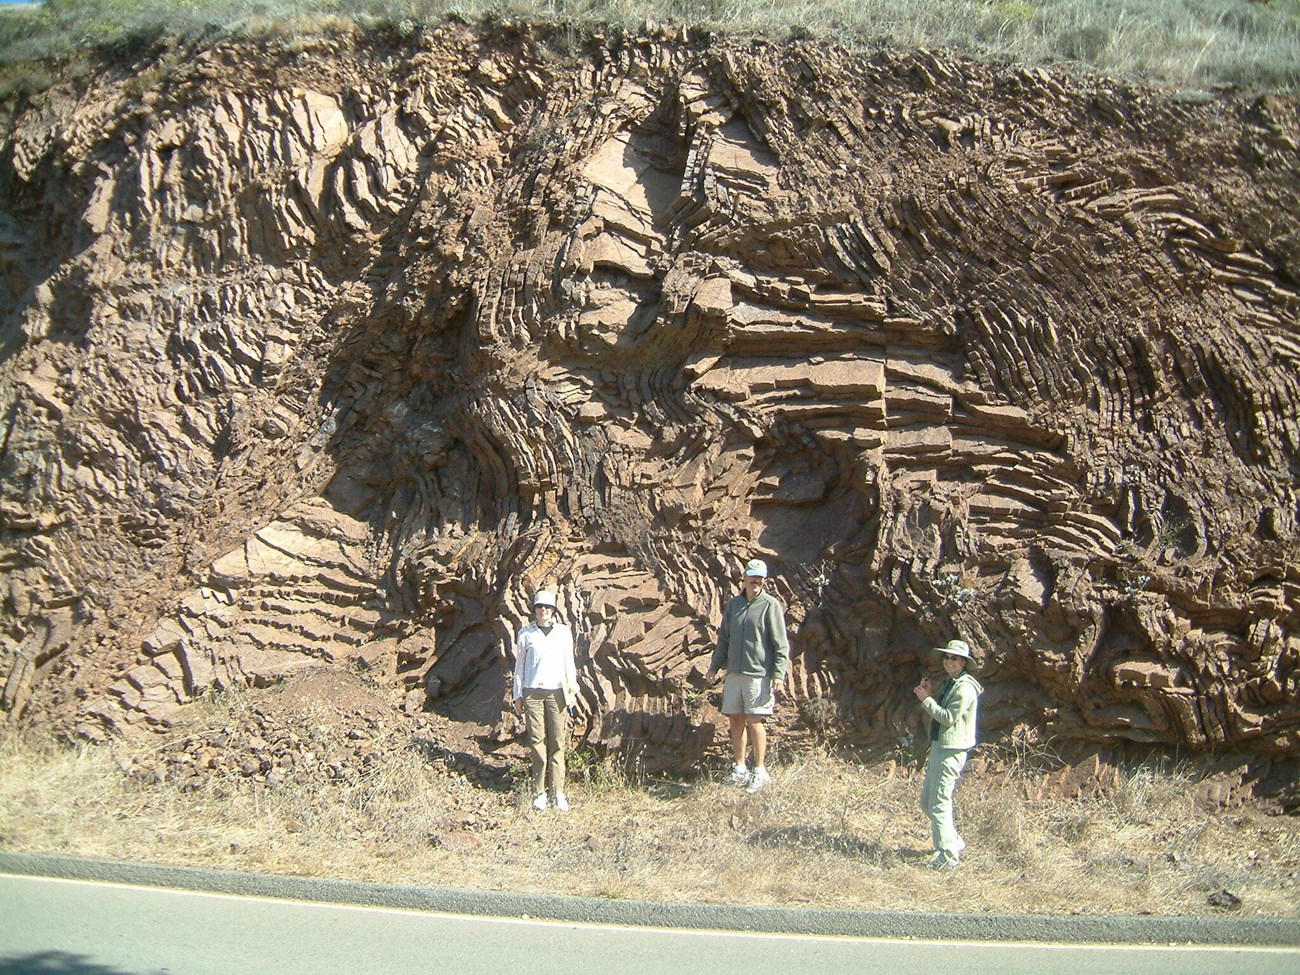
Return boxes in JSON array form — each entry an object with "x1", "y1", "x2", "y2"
[{"x1": 1, "y1": 24, "x2": 1297, "y2": 778}]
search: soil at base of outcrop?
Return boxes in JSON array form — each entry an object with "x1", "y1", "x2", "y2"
[{"x1": 114, "y1": 669, "x2": 1298, "y2": 820}]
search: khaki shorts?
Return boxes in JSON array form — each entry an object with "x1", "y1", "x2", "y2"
[{"x1": 722, "y1": 674, "x2": 774, "y2": 716}]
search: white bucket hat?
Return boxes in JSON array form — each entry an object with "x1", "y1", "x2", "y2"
[
  {"x1": 933, "y1": 638, "x2": 978, "y2": 671},
  {"x1": 532, "y1": 590, "x2": 557, "y2": 609}
]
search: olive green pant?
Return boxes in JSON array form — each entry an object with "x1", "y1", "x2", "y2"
[
  {"x1": 921, "y1": 744, "x2": 968, "y2": 862},
  {"x1": 523, "y1": 688, "x2": 568, "y2": 796}
]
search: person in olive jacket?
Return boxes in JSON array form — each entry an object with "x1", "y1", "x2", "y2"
[
  {"x1": 706, "y1": 558, "x2": 789, "y2": 793},
  {"x1": 913, "y1": 638, "x2": 983, "y2": 869}
]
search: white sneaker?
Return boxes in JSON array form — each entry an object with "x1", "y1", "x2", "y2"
[
  {"x1": 532, "y1": 792, "x2": 548, "y2": 810},
  {"x1": 553, "y1": 793, "x2": 570, "y2": 812},
  {"x1": 725, "y1": 766, "x2": 751, "y2": 787},
  {"x1": 746, "y1": 768, "x2": 771, "y2": 793}
]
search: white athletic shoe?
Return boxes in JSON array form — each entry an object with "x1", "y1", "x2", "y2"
[
  {"x1": 725, "y1": 766, "x2": 751, "y2": 787},
  {"x1": 532, "y1": 791, "x2": 549, "y2": 810},
  {"x1": 553, "y1": 793, "x2": 570, "y2": 812},
  {"x1": 746, "y1": 768, "x2": 772, "y2": 793}
]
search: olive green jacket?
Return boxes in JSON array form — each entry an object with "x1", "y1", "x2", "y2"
[{"x1": 921, "y1": 672, "x2": 983, "y2": 750}]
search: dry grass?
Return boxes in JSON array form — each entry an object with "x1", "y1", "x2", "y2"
[
  {"x1": 0, "y1": 0, "x2": 1296, "y2": 91},
  {"x1": 2, "y1": 724, "x2": 1297, "y2": 918}
]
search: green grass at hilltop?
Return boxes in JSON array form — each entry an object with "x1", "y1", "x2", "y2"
[{"x1": 0, "y1": 0, "x2": 1297, "y2": 91}]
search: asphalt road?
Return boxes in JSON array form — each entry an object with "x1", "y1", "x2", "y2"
[{"x1": 1, "y1": 854, "x2": 1297, "y2": 975}]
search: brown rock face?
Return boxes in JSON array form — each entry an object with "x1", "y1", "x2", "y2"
[{"x1": 1, "y1": 26, "x2": 1297, "y2": 771}]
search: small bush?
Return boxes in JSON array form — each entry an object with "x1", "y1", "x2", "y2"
[
  {"x1": 0, "y1": 62, "x2": 56, "y2": 99},
  {"x1": 1108, "y1": 757, "x2": 1198, "y2": 824},
  {"x1": 968, "y1": 781, "x2": 1030, "y2": 858}
]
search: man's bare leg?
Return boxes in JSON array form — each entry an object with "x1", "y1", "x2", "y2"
[
  {"x1": 747, "y1": 718, "x2": 766, "y2": 768},
  {"x1": 728, "y1": 714, "x2": 748, "y2": 766}
]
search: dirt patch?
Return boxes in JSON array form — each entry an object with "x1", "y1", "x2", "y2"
[{"x1": 256, "y1": 668, "x2": 394, "y2": 724}]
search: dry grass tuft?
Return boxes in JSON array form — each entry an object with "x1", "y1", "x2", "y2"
[{"x1": 1, "y1": 728, "x2": 1297, "y2": 918}]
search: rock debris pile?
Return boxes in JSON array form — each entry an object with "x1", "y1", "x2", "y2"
[
  {"x1": 116, "y1": 668, "x2": 519, "y2": 796},
  {"x1": 114, "y1": 668, "x2": 404, "y2": 791}
]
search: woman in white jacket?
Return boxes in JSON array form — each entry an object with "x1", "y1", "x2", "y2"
[
  {"x1": 913, "y1": 638, "x2": 983, "y2": 870},
  {"x1": 513, "y1": 590, "x2": 577, "y2": 811}
]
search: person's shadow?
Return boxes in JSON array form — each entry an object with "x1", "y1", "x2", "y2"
[
  {"x1": 0, "y1": 952, "x2": 160, "y2": 975},
  {"x1": 410, "y1": 735, "x2": 516, "y2": 793},
  {"x1": 746, "y1": 824, "x2": 931, "y2": 864}
]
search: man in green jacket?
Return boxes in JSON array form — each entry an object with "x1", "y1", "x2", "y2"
[
  {"x1": 914, "y1": 638, "x2": 984, "y2": 869},
  {"x1": 707, "y1": 558, "x2": 789, "y2": 793}
]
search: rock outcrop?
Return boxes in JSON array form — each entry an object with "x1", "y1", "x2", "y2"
[{"x1": 1, "y1": 24, "x2": 1297, "y2": 774}]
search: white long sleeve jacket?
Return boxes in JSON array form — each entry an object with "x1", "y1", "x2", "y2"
[{"x1": 513, "y1": 621, "x2": 577, "y2": 705}]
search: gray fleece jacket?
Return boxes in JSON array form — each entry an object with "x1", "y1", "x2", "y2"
[{"x1": 710, "y1": 590, "x2": 789, "y2": 681}]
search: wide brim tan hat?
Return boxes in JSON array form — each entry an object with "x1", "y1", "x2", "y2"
[{"x1": 932, "y1": 638, "x2": 978, "y2": 672}]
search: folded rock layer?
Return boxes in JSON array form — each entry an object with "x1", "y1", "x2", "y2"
[{"x1": 1, "y1": 25, "x2": 1297, "y2": 774}]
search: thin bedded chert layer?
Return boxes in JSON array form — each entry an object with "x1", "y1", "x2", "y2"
[{"x1": 0, "y1": 28, "x2": 1296, "y2": 774}]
